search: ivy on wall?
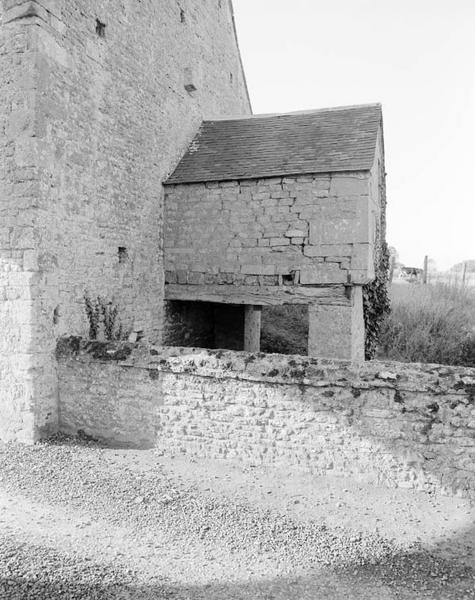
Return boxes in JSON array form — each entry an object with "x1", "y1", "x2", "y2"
[
  {"x1": 363, "y1": 158, "x2": 390, "y2": 360},
  {"x1": 363, "y1": 241, "x2": 391, "y2": 360}
]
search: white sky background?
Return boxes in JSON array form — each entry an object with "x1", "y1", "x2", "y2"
[{"x1": 232, "y1": 0, "x2": 475, "y2": 271}]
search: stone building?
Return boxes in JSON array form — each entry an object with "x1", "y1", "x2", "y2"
[
  {"x1": 164, "y1": 105, "x2": 385, "y2": 360},
  {"x1": 0, "y1": 0, "x2": 386, "y2": 443},
  {"x1": 0, "y1": 0, "x2": 251, "y2": 442}
]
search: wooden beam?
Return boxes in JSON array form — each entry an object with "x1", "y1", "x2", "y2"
[{"x1": 165, "y1": 284, "x2": 352, "y2": 306}]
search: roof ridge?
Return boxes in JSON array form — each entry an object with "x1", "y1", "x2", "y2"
[{"x1": 204, "y1": 103, "x2": 382, "y2": 123}]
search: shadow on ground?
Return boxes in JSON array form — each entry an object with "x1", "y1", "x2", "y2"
[
  {"x1": 1, "y1": 438, "x2": 474, "y2": 599},
  {"x1": 1, "y1": 529, "x2": 474, "y2": 600}
]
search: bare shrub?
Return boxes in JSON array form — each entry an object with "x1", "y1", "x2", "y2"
[{"x1": 83, "y1": 293, "x2": 130, "y2": 341}]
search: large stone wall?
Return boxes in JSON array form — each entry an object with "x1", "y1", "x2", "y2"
[
  {"x1": 8, "y1": 0, "x2": 250, "y2": 341},
  {"x1": 164, "y1": 170, "x2": 382, "y2": 360},
  {"x1": 164, "y1": 171, "x2": 380, "y2": 293},
  {"x1": 57, "y1": 341, "x2": 475, "y2": 499},
  {"x1": 0, "y1": 0, "x2": 251, "y2": 441}
]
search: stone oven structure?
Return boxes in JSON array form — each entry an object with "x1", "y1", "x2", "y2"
[{"x1": 164, "y1": 105, "x2": 385, "y2": 360}]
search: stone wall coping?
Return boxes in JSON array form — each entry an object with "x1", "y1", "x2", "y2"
[{"x1": 56, "y1": 338, "x2": 475, "y2": 396}]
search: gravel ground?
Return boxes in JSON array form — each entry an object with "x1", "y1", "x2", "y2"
[{"x1": 0, "y1": 436, "x2": 474, "y2": 599}]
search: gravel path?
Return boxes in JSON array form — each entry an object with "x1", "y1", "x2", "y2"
[{"x1": 0, "y1": 436, "x2": 474, "y2": 599}]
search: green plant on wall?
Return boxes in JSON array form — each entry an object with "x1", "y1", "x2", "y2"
[
  {"x1": 84, "y1": 293, "x2": 101, "y2": 340},
  {"x1": 363, "y1": 241, "x2": 391, "y2": 359},
  {"x1": 83, "y1": 293, "x2": 129, "y2": 341}
]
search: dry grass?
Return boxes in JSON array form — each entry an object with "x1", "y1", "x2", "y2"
[{"x1": 377, "y1": 283, "x2": 475, "y2": 367}]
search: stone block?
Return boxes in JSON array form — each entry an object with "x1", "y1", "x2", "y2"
[
  {"x1": 23, "y1": 249, "x2": 39, "y2": 271},
  {"x1": 252, "y1": 192, "x2": 271, "y2": 201},
  {"x1": 350, "y1": 269, "x2": 374, "y2": 285},
  {"x1": 270, "y1": 190, "x2": 289, "y2": 199},
  {"x1": 165, "y1": 271, "x2": 177, "y2": 284},
  {"x1": 176, "y1": 270, "x2": 188, "y2": 284},
  {"x1": 10, "y1": 227, "x2": 35, "y2": 249},
  {"x1": 308, "y1": 287, "x2": 364, "y2": 360},
  {"x1": 219, "y1": 181, "x2": 239, "y2": 188},
  {"x1": 6, "y1": 109, "x2": 34, "y2": 138},
  {"x1": 351, "y1": 243, "x2": 372, "y2": 270},
  {"x1": 349, "y1": 244, "x2": 374, "y2": 284},
  {"x1": 241, "y1": 264, "x2": 275, "y2": 276},
  {"x1": 285, "y1": 229, "x2": 306, "y2": 238},
  {"x1": 269, "y1": 238, "x2": 289, "y2": 247},
  {"x1": 329, "y1": 175, "x2": 369, "y2": 196},
  {"x1": 309, "y1": 210, "x2": 369, "y2": 245},
  {"x1": 187, "y1": 272, "x2": 205, "y2": 285},
  {"x1": 300, "y1": 264, "x2": 348, "y2": 284},
  {"x1": 303, "y1": 246, "x2": 322, "y2": 258}
]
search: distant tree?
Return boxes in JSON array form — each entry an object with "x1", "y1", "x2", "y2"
[{"x1": 388, "y1": 246, "x2": 399, "y2": 263}]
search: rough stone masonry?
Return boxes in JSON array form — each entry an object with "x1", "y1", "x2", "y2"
[
  {"x1": 57, "y1": 341, "x2": 475, "y2": 500},
  {"x1": 0, "y1": 0, "x2": 251, "y2": 442}
]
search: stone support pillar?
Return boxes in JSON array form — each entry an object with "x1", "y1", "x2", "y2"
[
  {"x1": 308, "y1": 287, "x2": 365, "y2": 361},
  {"x1": 244, "y1": 305, "x2": 262, "y2": 352}
]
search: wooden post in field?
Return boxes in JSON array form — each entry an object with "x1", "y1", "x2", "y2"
[
  {"x1": 462, "y1": 262, "x2": 467, "y2": 288},
  {"x1": 423, "y1": 255, "x2": 428, "y2": 284}
]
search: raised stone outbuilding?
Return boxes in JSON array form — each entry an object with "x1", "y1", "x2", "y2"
[{"x1": 164, "y1": 104, "x2": 386, "y2": 360}]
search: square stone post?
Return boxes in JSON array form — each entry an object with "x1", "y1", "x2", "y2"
[
  {"x1": 244, "y1": 305, "x2": 262, "y2": 353},
  {"x1": 308, "y1": 286, "x2": 365, "y2": 361}
]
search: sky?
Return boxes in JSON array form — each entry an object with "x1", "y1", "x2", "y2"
[{"x1": 233, "y1": 0, "x2": 475, "y2": 271}]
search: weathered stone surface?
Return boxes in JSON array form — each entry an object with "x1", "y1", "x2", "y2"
[
  {"x1": 165, "y1": 171, "x2": 382, "y2": 293},
  {"x1": 0, "y1": 0, "x2": 251, "y2": 442},
  {"x1": 308, "y1": 287, "x2": 364, "y2": 361},
  {"x1": 57, "y1": 341, "x2": 475, "y2": 499},
  {"x1": 329, "y1": 174, "x2": 369, "y2": 197}
]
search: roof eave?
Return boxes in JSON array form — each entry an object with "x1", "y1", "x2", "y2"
[{"x1": 164, "y1": 166, "x2": 373, "y2": 187}]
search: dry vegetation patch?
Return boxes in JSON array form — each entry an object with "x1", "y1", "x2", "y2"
[{"x1": 377, "y1": 283, "x2": 475, "y2": 367}]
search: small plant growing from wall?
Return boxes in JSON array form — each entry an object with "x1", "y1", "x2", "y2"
[
  {"x1": 84, "y1": 293, "x2": 130, "y2": 341},
  {"x1": 84, "y1": 293, "x2": 101, "y2": 340}
]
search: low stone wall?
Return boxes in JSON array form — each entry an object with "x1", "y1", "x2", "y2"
[{"x1": 57, "y1": 339, "x2": 475, "y2": 498}]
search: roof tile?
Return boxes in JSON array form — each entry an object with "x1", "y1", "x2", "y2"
[{"x1": 166, "y1": 104, "x2": 382, "y2": 184}]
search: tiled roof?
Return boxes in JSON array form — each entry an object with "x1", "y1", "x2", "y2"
[{"x1": 165, "y1": 104, "x2": 382, "y2": 184}]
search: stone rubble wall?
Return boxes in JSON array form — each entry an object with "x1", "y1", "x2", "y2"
[
  {"x1": 164, "y1": 171, "x2": 379, "y2": 289},
  {"x1": 57, "y1": 341, "x2": 475, "y2": 499}
]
